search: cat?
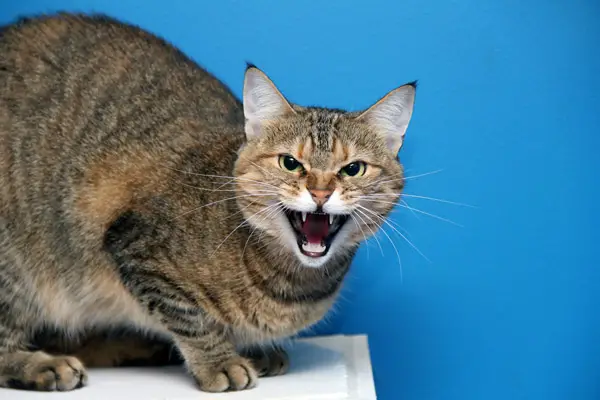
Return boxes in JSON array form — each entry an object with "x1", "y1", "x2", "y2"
[{"x1": 0, "y1": 12, "x2": 416, "y2": 392}]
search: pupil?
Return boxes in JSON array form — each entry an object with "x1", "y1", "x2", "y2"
[
  {"x1": 284, "y1": 156, "x2": 298, "y2": 170},
  {"x1": 346, "y1": 163, "x2": 359, "y2": 175}
]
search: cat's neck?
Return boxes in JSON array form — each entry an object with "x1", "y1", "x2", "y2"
[{"x1": 242, "y1": 234, "x2": 355, "y2": 304}]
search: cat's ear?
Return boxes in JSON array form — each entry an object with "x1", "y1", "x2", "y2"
[
  {"x1": 357, "y1": 82, "x2": 417, "y2": 154},
  {"x1": 243, "y1": 65, "x2": 295, "y2": 140}
]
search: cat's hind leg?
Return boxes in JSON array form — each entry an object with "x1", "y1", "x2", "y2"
[
  {"x1": 0, "y1": 313, "x2": 87, "y2": 391},
  {"x1": 70, "y1": 333, "x2": 182, "y2": 368},
  {"x1": 0, "y1": 347, "x2": 87, "y2": 391},
  {"x1": 0, "y1": 320, "x2": 87, "y2": 391},
  {"x1": 0, "y1": 261, "x2": 87, "y2": 391}
]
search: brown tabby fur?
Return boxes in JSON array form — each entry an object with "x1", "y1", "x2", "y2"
[{"x1": 0, "y1": 12, "x2": 414, "y2": 392}]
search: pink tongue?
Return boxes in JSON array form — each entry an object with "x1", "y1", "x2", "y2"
[{"x1": 302, "y1": 214, "x2": 330, "y2": 244}]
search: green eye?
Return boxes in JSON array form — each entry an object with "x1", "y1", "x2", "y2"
[
  {"x1": 340, "y1": 161, "x2": 367, "y2": 177},
  {"x1": 279, "y1": 155, "x2": 304, "y2": 172}
]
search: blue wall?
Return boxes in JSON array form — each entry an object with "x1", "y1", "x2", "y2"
[{"x1": 2, "y1": 1, "x2": 599, "y2": 399}]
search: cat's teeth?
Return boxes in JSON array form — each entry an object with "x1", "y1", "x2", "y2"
[
  {"x1": 329, "y1": 214, "x2": 334, "y2": 225},
  {"x1": 302, "y1": 242, "x2": 326, "y2": 253},
  {"x1": 301, "y1": 212, "x2": 307, "y2": 222}
]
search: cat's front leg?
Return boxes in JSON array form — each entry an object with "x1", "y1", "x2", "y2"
[
  {"x1": 117, "y1": 268, "x2": 259, "y2": 392},
  {"x1": 120, "y1": 273, "x2": 259, "y2": 392},
  {"x1": 104, "y1": 210, "x2": 258, "y2": 391},
  {"x1": 172, "y1": 330, "x2": 258, "y2": 392},
  {"x1": 242, "y1": 346, "x2": 289, "y2": 377}
]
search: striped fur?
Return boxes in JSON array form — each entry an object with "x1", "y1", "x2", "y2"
[{"x1": 0, "y1": 12, "x2": 413, "y2": 393}]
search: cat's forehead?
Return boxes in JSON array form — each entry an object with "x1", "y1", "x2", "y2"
[
  {"x1": 263, "y1": 107, "x2": 377, "y2": 169},
  {"x1": 293, "y1": 108, "x2": 361, "y2": 169},
  {"x1": 301, "y1": 108, "x2": 345, "y2": 152}
]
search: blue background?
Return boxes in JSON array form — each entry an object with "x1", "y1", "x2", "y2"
[{"x1": 2, "y1": 1, "x2": 599, "y2": 399}]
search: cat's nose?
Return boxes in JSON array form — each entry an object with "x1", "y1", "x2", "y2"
[{"x1": 309, "y1": 189, "x2": 333, "y2": 206}]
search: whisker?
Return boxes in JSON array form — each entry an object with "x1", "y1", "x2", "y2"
[
  {"x1": 362, "y1": 193, "x2": 473, "y2": 219},
  {"x1": 401, "y1": 194, "x2": 475, "y2": 208},
  {"x1": 363, "y1": 197, "x2": 462, "y2": 227},
  {"x1": 210, "y1": 202, "x2": 283, "y2": 258},
  {"x1": 175, "y1": 180, "x2": 279, "y2": 194},
  {"x1": 240, "y1": 157, "x2": 289, "y2": 186},
  {"x1": 358, "y1": 205, "x2": 430, "y2": 264},
  {"x1": 352, "y1": 209, "x2": 385, "y2": 257},
  {"x1": 359, "y1": 194, "x2": 415, "y2": 220},
  {"x1": 401, "y1": 199, "x2": 421, "y2": 220},
  {"x1": 170, "y1": 194, "x2": 276, "y2": 221},
  {"x1": 355, "y1": 208, "x2": 403, "y2": 281},
  {"x1": 222, "y1": 198, "x2": 262, "y2": 221},
  {"x1": 348, "y1": 214, "x2": 372, "y2": 259},
  {"x1": 366, "y1": 169, "x2": 444, "y2": 188},
  {"x1": 376, "y1": 209, "x2": 414, "y2": 237},
  {"x1": 168, "y1": 167, "x2": 237, "y2": 180},
  {"x1": 398, "y1": 203, "x2": 463, "y2": 227},
  {"x1": 252, "y1": 234, "x2": 277, "y2": 253},
  {"x1": 212, "y1": 177, "x2": 237, "y2": 191},
  {"x1": 403, "y1": 169, "x2": 444, "y2": 180},
  {"x1": 241, "y1": 203, "x2": 286, "y2": 259},
  {"x1": 168, "y1": 167, "x2": 282, "y2": 191},
  {"x1": 361, "y1": 193, "x2": 402, "y2": 197},
  {"x1": 366, "y1": 177, "x2": 405, "y2": 187},
  {"x1": 360, "y1": 198, "x2": 400, "y2": 206},
  {"x1": 241, "y1": 205, "x2": 287, "y2": 258},
  {"x1": 364, "y1": 172, "x2": 403, "y2": 188}
]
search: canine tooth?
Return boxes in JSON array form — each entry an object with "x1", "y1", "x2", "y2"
[
  {"x1": 301, "y1": 212, "x2": 307, "y2": 222},
  {"x1": 329, "y1": 214, "x2": 334, "y2": 225}
]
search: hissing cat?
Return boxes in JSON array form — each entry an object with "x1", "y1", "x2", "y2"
[{"x1": 0, "y1": 12, "x2": 416, "y2": 392}]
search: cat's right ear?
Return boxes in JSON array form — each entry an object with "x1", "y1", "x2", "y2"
[{"x1": 243, "y1": 65, "x2": 295, "y2": 140}]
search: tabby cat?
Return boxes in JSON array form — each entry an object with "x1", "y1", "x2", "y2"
[{"x1": 0, "y1": 12, "x2": 416, "y2": 392}]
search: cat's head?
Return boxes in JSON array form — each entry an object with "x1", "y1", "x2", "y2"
[{"x1": 234, "y1": 66, "x2": 416, "y2": 268}]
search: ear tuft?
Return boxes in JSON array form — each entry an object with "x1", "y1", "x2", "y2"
[{"x1": 242, "y1": 67, "x2": 294, "y2": 140}]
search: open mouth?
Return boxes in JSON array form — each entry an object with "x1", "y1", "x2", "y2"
[{"x1": 285, "y1": 210, "x2": 349, "y2": 258}]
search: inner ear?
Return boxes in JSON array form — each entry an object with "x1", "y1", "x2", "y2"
[
  {"x1": 243, "y1": 66, "x2": 295, "y2": 140},
  {"x1": 357, "y1": 82, "x2": 416, "y2": 155}
]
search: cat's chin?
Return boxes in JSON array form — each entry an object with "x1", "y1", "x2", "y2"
[{"x1": 295, "y1": 251, "x2": 334, "y2": 268}]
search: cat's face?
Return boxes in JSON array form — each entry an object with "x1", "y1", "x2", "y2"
[{"x1": 234, "y1": 67, "x2": 416, "y2": 268}]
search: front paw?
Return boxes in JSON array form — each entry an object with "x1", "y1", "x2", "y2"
[
  {"x1": 245, "y1": 347, "x2": 289, "y2": 377},
  {"x1": 190, "y1": 356, "x2": 258, "y2": 392}
]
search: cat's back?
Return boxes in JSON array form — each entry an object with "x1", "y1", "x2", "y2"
[
  {"x1": 0, "y1": 12, "x2": 243, "y2": 142},
  {"x1": 0, "y1": 12, "x2": 244, "y2": 227}
]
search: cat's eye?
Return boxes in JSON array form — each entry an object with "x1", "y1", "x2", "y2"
[
  {"x1": 279, "y1": 155, "x2": 304, "y2": 172},
  {"x1": 340, "y1": 161, "x2": 367, "y2": 177}
]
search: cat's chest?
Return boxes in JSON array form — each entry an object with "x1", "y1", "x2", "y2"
[{"x1": 228, "y1": 295, "x2": 335, "y2": 345}]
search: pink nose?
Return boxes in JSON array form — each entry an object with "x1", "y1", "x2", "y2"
[{"x1": 309, "y1": 189, "x2": 332, "y2": 206}]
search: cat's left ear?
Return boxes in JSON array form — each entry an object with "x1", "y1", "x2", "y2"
[
  {"x1": 243, "y1": 65, "x2": 295, "y2": 140},
  {"x1": 357, "y1": 82, "x2": 416, "y2": 154}
]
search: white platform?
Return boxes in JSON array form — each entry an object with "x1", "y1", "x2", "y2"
[{"x1": 1, "y1": 334, "x2": 377, "y2": 400}]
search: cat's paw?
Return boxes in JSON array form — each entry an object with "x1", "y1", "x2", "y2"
[
  {"x1": 246, "y1": 347, "x2": 289, "y2": 377},
  {"x1": 191, "y1": 356, "x2": 258, "y2": 392},
  {"x1": 12, "y1": 354, "x2": 88, "y2": 391}
]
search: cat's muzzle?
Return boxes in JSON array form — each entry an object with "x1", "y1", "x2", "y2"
[{"x1": 285, "y1": 210, "x2": 349, "y2": 258}]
